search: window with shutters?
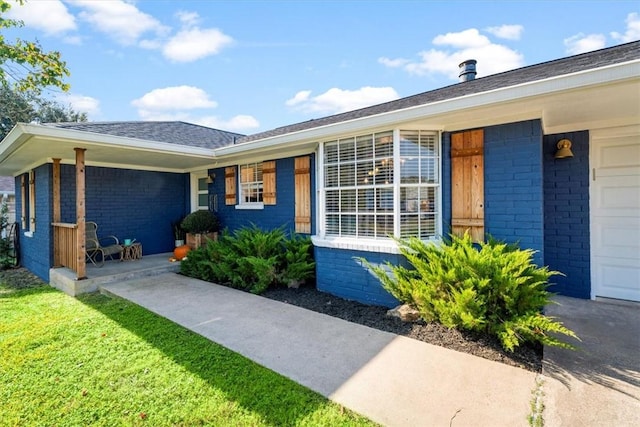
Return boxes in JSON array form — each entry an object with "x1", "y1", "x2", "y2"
[
  {"x1": 320, "y1": 129, "x2": 440, "y2": 240},
  {"x1": 226, "y1": 161, "x2": 277, "y2": 209}
]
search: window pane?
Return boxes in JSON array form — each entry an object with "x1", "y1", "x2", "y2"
[
  {"x1": 359, "y1": 214, "x2": 375, "y2": 237},
  {"x1": 341, "y1": 214, "x2": 356, "y2": 235},
  {"x1": 376, "y1": 215, "x2": 394, "y2": 238},
  {"x1": 375, "y1": 131, "x2": 393, "y2": 158},
  {"x1": 325, "y1": 164, "x2": 339, "y2": 187},
  {"x1": 377, "y1": 187, "x2": 394, "y2": 212},
  {"x1": 357, "y1": 188, "x2": 374, "y2": 212},
  {"x1": 339, "y1": 163, "x2": 355, "y2": 186},
  {"x1": 339, "y1": 137, "x2": 355, "y2": 162},
  {"x1": 198, "y1": 194, "x2": 208, "y2": 207},
  {"x1": 325, "y1": 142, "x2": 338, "y2": 163},
  {"x1": 340, "y1": 189, "x2": 356, "y2": 212},
  {"x1": 198, "y1": 177, "x2": 208, "y2": 191},
  {"x1": 357, "y1": 161, "x2": 374, "y2": 186},
  {"x1": 326, "y1": 214, "x2": 339, "y2": 235},
  {"x1": 326, "y1": 190, "x2": 339, "y2": 212},
  {"x1": 356, "y1": 134, "x2": 373, "y2": 160}
]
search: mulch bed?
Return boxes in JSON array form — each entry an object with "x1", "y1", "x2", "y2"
[{"x1": 263, "y1": 285, "x2": 543, "y2": 372}]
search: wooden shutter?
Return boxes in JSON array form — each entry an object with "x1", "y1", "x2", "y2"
[
  {"x1": 20, "y1": 174, "x2": 26, "y2": 229},
  {"x1": 225, "y1": 166, "x2": 236, "y2": 205},
  {"x1": 451, "y1": 129, "x2": 484, "y2": 242},
  {"x1": 263, "y1": 160, "x2": 276, "y2": 205},
  {"x1": 294, "y1": 156, "x2": 311, "y2": 234}
]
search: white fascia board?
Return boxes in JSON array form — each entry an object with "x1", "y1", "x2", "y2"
[
  {"x1": 213, "y1": 60, "x2": 640, "y2": 157},
  {"x1": 2, "y1": 123, "x2": 215, "y2": 158}
]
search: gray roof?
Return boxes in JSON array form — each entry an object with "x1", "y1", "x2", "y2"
[
  {"x1": 47, "y1": 121, "x2": 245, "y2": 149},
  {"x1": 238, "y1": 40, "x2": 640, "y2": 144}
]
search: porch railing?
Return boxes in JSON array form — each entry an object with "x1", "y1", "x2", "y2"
[{"x1": 52, "y1": 222, "x2": 78, "y2": 271}]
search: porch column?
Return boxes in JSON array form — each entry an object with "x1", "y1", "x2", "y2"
[{"x1": 75, "y1": 148, "x2": 86, "y2": 279}]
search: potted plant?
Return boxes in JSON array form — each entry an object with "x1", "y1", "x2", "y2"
[
  {"x1": 172, "y1": 218, "x2": 186, "y2": 247},
  {"x1": 181, "y1": 210, "x2": 220, "y2": 249}
]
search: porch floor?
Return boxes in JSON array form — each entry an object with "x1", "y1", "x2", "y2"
[{"x1": 50, "y1": 252, "x2": 180, "y2": 297}]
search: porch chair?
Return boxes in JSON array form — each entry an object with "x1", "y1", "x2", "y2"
[{"x1": 86, "y1": 221, "x2": 123, "y2": 267}]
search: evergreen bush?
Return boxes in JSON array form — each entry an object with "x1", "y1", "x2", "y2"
[
  {"x1": 180, "y1": 225, "x2": 315, "y2": 294},
  {"x1": 363, "y1": 233, "x2": 578, "y2": 351},
  {"x1": 180, "y1": 210, "x2": 220, "y2": 234}
]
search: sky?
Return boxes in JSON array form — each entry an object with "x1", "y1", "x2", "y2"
[{"x1": 5, "y1": 0, "x2": 640, "y2": 135}]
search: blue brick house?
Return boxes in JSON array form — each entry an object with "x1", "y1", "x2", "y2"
[{"x1": 0, "y1": 41, "x2": 638, "y2": 304}]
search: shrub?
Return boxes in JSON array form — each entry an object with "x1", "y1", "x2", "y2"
[
  {"x1": 180, "y1": 210, "x2": 220, "y2": 234},
  {"x1": 363, "y1": 233, "x2": 578, "y2": 352},
  {"x1": 180, "y1": 225, "x2": 315, "y2": 294}
]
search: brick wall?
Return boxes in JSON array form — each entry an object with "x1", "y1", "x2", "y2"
[
  {"x1": 16, "y1": 165, "x2": 53, "y2": 280},
  {"x1": 315, "y1": 246, "x2": 402, "y2": 307},
  {"x1": 17, "y1": 164, "x2": 190, "y2": 281},
  {"x1": 543, "y1": 131, "x2": 590, "y2": 298},
  {"x1": 443, "y1": 120, "x2": 544, "y2": 264},
  {"x1": 59, "y1": 164, "x2": 190, "y2": 256},
  {"x1": 211, "y1": 154, "x2": 316, "y2": 235}
]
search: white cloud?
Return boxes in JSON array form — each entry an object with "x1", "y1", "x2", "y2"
[
  {"x1": 564, "y1": 33, "x2": 606, "y2": 55},
  {"x1": 485, "y1": 24, "x2": 524, "y2": 40},
  {"x1": 196, "y1": 115, "x2": 260, "y2": 132},
  {"x1": 380, "y1": 28, "x2": 524, "y2": 80},
  {"x1": 377, "y1": 57, "x2": 410, "y2": 68},
  {"x1": 129, "y1": 86, "x2": 258, "y2": 133},
  {"x1": 433, "y1": 28, "x2": 490, "y2": 48},
  {"x1": 70, "y1": 0, "x2": 169, "y2": 46},
  {"x1": 163, "y1": 27, "x2": 234, "y2": 62},
  {"x1": 58, "y1": 94, "x2": 101, "y2": 117},
  {"x1": 176, "y1": 11, "x2": 201, "y2": 28},
  {"x1": 286, "y1": 87, "x2": 399, "y2": 115},
  {"x1": 7, "y1": 0, "x2": 76, "y2": 35},
  {"x1": 131, "y1": 86, "x2": 217, "y2": 112},
  {"x1": 285, "y1": 90, "x2": 312, "y2": 107},
  {"x1": 611, "y1": 12, "x2": 640, "y2": 43}
]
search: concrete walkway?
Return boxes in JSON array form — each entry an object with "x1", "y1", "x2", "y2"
[
  {"x1": 100, "y1": 273, "x2": 639, "y2": 426},
  {"x1": 542, "y1": 296, "x2": 640, "y2": 426}
]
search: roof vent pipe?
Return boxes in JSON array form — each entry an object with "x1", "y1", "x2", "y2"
[{"x1": 458, "y1": 59, "x2": 477, "y2": 82}]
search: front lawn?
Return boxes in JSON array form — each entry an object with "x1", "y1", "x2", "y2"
[{"x1": 0, "y1": 270, "x2": 376, "y2": 427}]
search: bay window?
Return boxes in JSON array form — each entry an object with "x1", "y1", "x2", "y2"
[{"x1": 321, "y1": 129, "x2": 440, "y2": 241}]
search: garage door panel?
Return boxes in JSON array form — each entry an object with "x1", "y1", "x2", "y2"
[
  {"x1": 592, "y1": 219, "x2": 640, "y2": 258},
  {"x1": 591, "y1": 125, "x2": 640, "y2": 302}
]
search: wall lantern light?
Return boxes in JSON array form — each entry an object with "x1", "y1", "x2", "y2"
[
  {"x1": 554, "y1": 139, "x2": 574, "y2": 159},
  {"x1": 206, "y1": 172, "x2": 216, "y2": 184}
]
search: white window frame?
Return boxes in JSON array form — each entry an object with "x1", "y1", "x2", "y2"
[
  {"x1": 314, "y1": 128, "x2": 442, "y2": 253},
  {"x1": 236, "y1": 162, "x2": 264, "y2": 209},
  {"x1": 190, "y1": 172, "x2": 209, "y2": 212}
]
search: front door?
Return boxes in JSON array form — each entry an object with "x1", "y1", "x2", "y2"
[{"x1": 590, "y1": 125, "x2": 640, "y2": 302}]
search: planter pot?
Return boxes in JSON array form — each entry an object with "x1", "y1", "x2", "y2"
[{"x1": 186, "y1": 232, "x2": 218, "y2": 249}]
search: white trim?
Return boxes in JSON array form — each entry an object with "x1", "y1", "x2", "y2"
[
  {"x1": 235, "y1": 202, "x2": 264, "y2": 210},
  {"x1": 212, "y1": 61, "x2": 640, "y2": 158},
  {"x1": 311, "y1": 235, "x2": 402, "y2": 254},
  {"x1": 190, "y1": 171, "x2": 207, "y2": 212}
]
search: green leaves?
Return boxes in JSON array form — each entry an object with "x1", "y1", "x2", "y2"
[
  {"x1": 0, "y1": 0, "x2": 70, "y2": 94},
  {"x1": 180, "y1": 225, "x2": 315, "y2": 294},
  {"x1": 363, "y1": 233, "x2": 579, "y2": 352}
]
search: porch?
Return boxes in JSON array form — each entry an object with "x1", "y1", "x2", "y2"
[{"x1": 50, "y1": 252, "x2": 179, "y2": 296}]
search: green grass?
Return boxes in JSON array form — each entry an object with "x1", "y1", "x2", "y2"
[{"x1": 0, "y1": 271, "x2": 377, "y2": 426}]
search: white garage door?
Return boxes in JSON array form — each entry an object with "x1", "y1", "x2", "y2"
[{"x1": 591, "y1": 125, "x2": 640, "y2": 302}]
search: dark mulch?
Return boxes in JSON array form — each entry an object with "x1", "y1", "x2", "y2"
[{"x1": 263, "y1": 285, "x2": 543, "y2": 372}]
